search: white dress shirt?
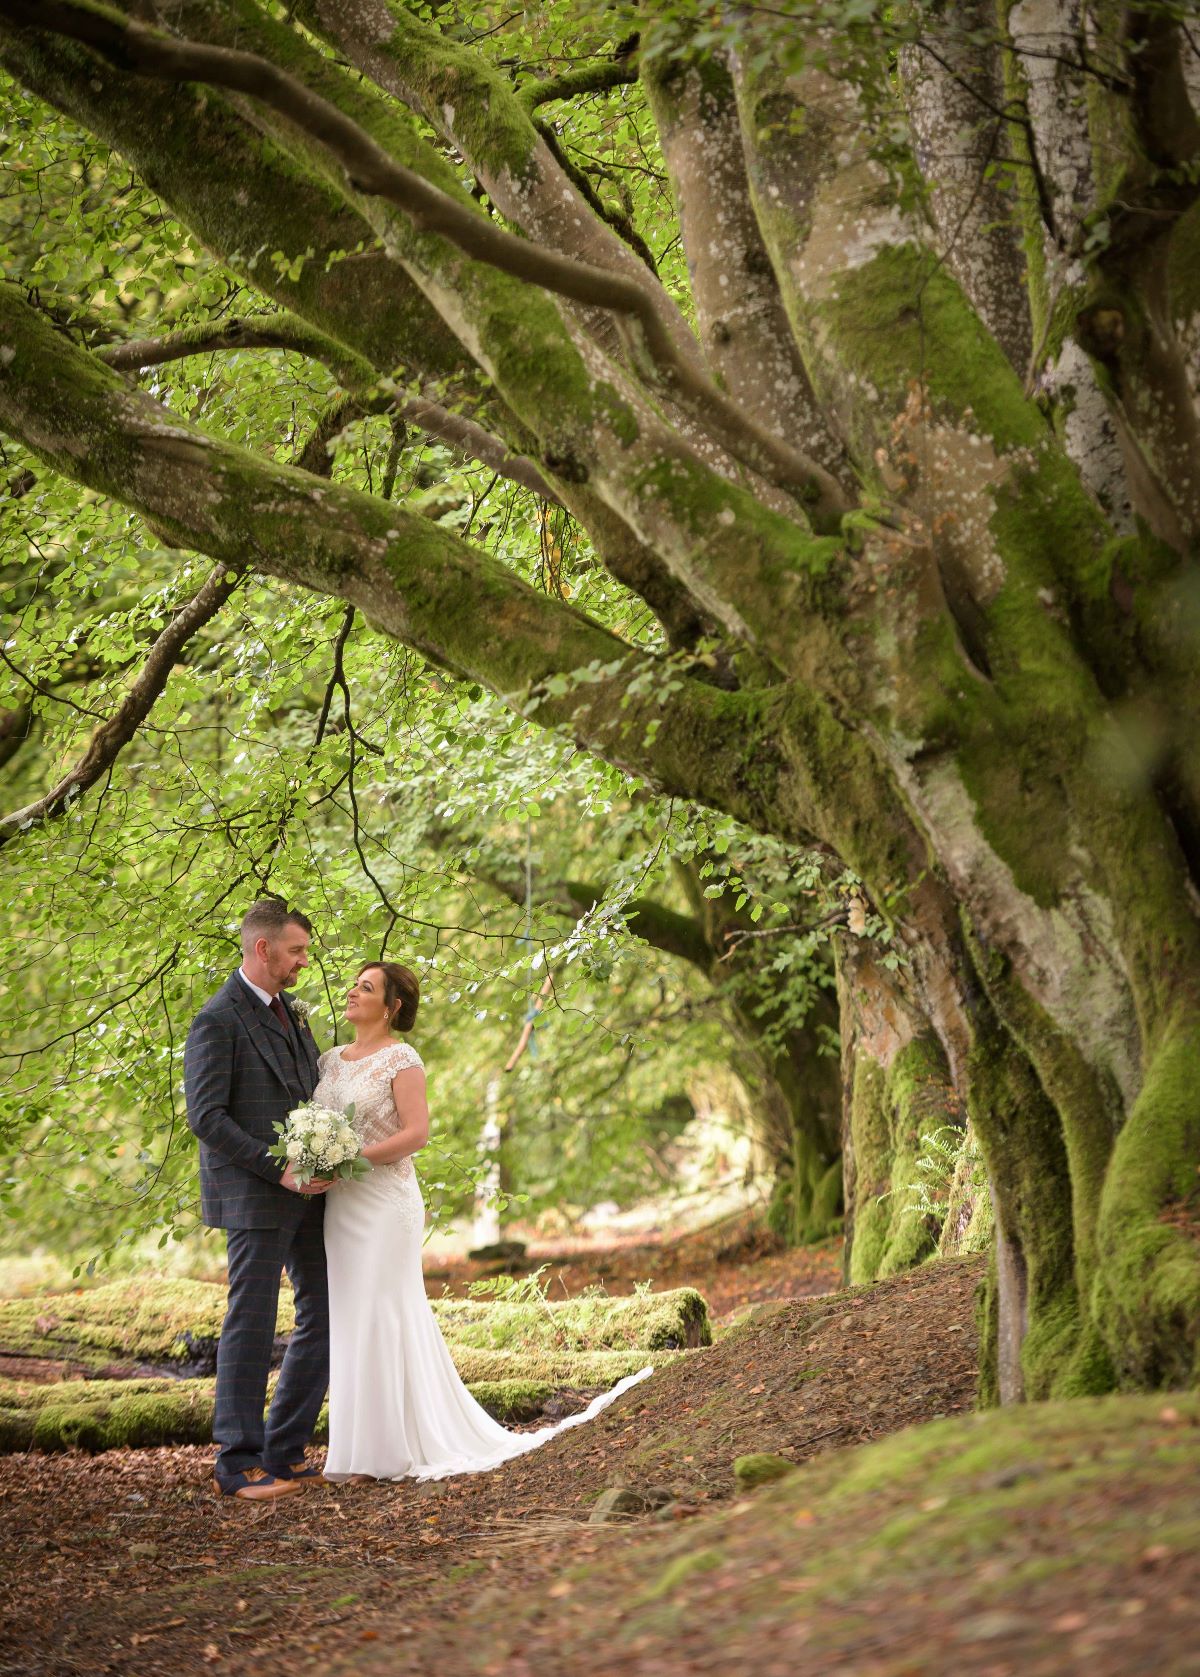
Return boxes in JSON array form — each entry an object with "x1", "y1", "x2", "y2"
[{"x1": 237, "y1": 968, "x2": 277, "y2": 1009}]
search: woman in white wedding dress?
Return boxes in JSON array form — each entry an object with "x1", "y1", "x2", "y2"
[{"x1": 316, "y1": 960, "x2": 651, "y2": 1482}]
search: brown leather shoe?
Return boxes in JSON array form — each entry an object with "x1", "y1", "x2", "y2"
[
  {"x1": 213, "y1": 1466, "x2": 302, "y2": 1501},
  {"x1": 264, "y1": 1457, "x2": 323, "y2": 1487}
]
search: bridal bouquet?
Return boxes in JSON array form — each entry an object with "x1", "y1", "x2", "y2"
[{"x1": 270, "y1": 1103, "x2": 372, "y2": 1186}]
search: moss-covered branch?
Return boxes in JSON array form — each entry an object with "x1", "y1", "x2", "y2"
[
  {"x1": 0, "y1": 1277, "x2": 709, "y2": 1364},
  {"x1": 640, "y1": 30, "x2": 850, "y2": 484},
  {"x1": 0, "y1": 18, "x2": 470, "y2": 391},
  {"x1": 20, "y1": 0, "x2": 850, "y2": 529},
  {"x1": 96, "y1": 311, "x2": 375, "y2": 385},
  {"x1": 292, "y1": 0, "x2": 688, "y2": 363},
  {"x1": 520, "y1": 59, "x2": 641, "y2": 110}
]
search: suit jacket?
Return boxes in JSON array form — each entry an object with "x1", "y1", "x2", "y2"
[{"x1": 184, "y1": 972, "x2": 322, "y2": 1230}]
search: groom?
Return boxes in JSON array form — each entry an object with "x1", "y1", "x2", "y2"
[{"x1": 184, "y1": 899, "x2": 330, "y2": 1502}]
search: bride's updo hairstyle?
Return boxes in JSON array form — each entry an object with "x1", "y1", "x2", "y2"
[{"x1": 359, "y1": 961, "x2": 419, "y2": 1033}]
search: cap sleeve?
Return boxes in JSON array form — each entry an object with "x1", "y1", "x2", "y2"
[{"x1": 386, "y1": 1042, "x2": 423, "y2": 1075}]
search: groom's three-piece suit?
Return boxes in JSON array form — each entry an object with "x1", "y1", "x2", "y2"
[{"x1": 184, "y1": 973, "x2": 327, "y2": 1478}]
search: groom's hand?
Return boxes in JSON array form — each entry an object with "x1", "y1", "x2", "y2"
[{"x1": 280, "y1": 1163, "x2": 332, "y2": 1195}]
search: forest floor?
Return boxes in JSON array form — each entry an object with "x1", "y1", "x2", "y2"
[{"x1": 1, "y1": 1228, "x2": 1198, "y2": 1677}]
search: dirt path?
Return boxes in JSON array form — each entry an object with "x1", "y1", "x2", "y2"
[{"x1": 0, "y1": 1257, "x2": 977, "y2": 1674}]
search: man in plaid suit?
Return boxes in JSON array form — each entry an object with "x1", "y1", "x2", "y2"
[{"x1": 184, "y1": 900, "x2": 329, "y2": 1502}]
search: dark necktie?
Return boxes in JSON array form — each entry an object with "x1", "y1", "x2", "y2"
[{"x1": 269, "y1": 995, "x2": 291, "y2": 1033}]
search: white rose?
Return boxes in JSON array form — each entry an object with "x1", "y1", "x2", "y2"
[{"x1": 286, "y1": 1138, "x2": 303, "y2": 1159}]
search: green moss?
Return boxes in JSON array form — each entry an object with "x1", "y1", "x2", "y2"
[
  {"x1": 628, "y1": 451, "x2": 844, "y2": 675},
  {"x1": 2, "y1": 1378, "x2": 217, "y2": 1452},
  {"x1": 767, "y1": 1153, "x2": 842, "y2": 1247},
  {"x1": 0, "y1": 1278, "x2": 273, "y2": 1367},
  {"x1": 563, "y1": 1391, "x2": 1200, "y2": 1667},
  {"x1": 634, "y1": 1549, "x2": 722, "y2": 1605},
  {"x1": 448, "y1": 1347, "x2": 680, "y2": 1385},
  {"x1": 733, "y1": 1452, "x2": 797, "y2": 1488},
  {"x1": 1, "y1": 31, "x2": 466, "y2": 387},
  {"x1": 432, "y1": 1288, "x2": 711, "y2": 1352},
  {"x1": 847, "y1": 1036, "x2": 957, "y2": 1286},
  {"x1": 1093, "y1": 1014, "x2": 1200, "y2": 1390},
  {"x1": 291, "y1": 0, "x2": 541, "y2": 188},
  {"x1": 1167, "y1": 199, "x2": 1200, "y2": 325},
  {"x1": 974, "y1": 1257, "x2": 1000, "y2": 1409},
  {"x1": 0, "y1": 1281, "x2": 708, "y2": 1378},
  {"x1": 820, "y1": 243, "x2": 1046, "y2": 457},
  {"x1": 963, "y1": 1007, "x2": 1083, "y2": 1402},
  {"x1": 964, "y1": 919, "x2": 1118, "y2": 1305}
]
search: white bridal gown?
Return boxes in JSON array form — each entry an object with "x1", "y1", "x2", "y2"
[{"x1": 316, "y1": 1041, "x2": 652, "y2": 1481}]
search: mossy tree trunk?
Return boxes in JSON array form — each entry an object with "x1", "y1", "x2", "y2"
[
  {"x1": 1, "y1": 1, "x2": 1199, "y2": 1397},
  {"x1": 837, "y1": 940, "x2": 963, "y2": 1288}
]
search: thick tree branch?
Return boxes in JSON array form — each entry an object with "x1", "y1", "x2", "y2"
[
  {"x1": 0, "y1": 563, "x2": 245, "y2": 850},
  {"x1": 96, "y1": 311, "x2": 375, "y2": 386},
  {"x1": 531, "y1": 117, "x2": 659, "y2": 275},
  {"x1": 641, "y1": 36, "x2": 852, "y2": 482},
  {"x1": 1070, "y1": 12, "x2": 1200, "y2": 543},
  {"x1": 16, "y1": 0, "x2": 850, "y2": 530},
  {"x1": 899, "y1": 7, "x2": 1033, "y2": 373},
  {"x1": 291, "y1": 0, "x2": 692, "y2": 365},
  {"x1": 519, "y1": 60, "x2": 640, "y2": 110},
  {"x1": 99, "y1": 312, "x2": 564, "y2": 503},
  {"x1": 0, "y1": 16, "x2": 475, "y2": 388}
]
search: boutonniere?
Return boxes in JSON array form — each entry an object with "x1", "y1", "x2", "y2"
[{"x1": 290, "y1": 997, "x2": 315, "y2": 1031}]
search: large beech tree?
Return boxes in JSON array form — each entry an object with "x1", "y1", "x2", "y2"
[{"x1": 0, "y1": 0, "x2": 1198, "y2": 1401}]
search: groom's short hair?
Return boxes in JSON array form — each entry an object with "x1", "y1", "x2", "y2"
[{"x1": 240, "y1": 898, "x2": 313, "y2": 950}]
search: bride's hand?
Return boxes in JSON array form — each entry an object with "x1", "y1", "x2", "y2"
[{"x1": 280, "y1": 1163, "x2": 332, "y2": 1195}]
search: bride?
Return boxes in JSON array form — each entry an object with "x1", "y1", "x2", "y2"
[{"x1": 315, "y1": 960, "x2": 650, "y2": 1481}]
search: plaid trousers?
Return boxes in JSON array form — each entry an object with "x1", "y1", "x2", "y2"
[{"x1": 214, "y1": 1200, "x2": 329, "y2": 1474}]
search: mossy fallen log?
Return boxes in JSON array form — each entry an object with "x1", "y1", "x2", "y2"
[
  {"x1": 448, "y1": 1346, "x2": 675, "y2": 1386},
  {"x1": 430, "y1": 1289, "x2": 710, "y2": 1352},
  {"x1": 0, "y1": 1280, "x2": 710, "y2": 1370},
  {"x1": 0, "y1": 1281, "x2": 241, "y2": 1369},
  {"x1": 0, "y1": 1349, "x2": 662, "y2": 1451}
]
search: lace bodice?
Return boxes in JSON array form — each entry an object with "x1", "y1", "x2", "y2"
[{"x1": 313, "y1": 1041, "x2": 425, "y2": 1196}]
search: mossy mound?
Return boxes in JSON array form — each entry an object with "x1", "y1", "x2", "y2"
[
  {"x1": 366, "y1": 1391, "x2": 1200, "y2": 1675},
  {"x1": 732, "y1": 1451, "x2": 796, "y2": 1488},
  {"x1": 0, "y1": 1280, "x2": 709, "y2": 1368},
  {"x1": 0, "y1": 1377, "x2": 221, "y2": 1452}
]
